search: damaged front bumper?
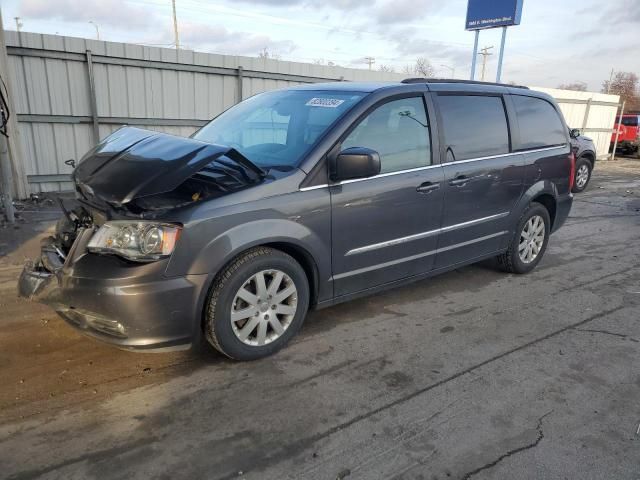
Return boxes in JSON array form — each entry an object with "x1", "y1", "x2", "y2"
[{"x1": 18, "y1": 230, "x2": 208, "y2": 352}]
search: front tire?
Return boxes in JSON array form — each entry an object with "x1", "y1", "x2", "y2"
[
  {"x1": 204, "y1": 247, "x2": 309, "y2": 360},
  {"x1": 497, "y1": 202, "x2": 551, "y2": 274},
  {"x1": 572, "y1": 157, "x2": 592, "y2": 193}
]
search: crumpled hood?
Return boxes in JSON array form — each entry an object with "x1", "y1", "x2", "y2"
[{"x1": 73, "y1": 126, "x2": 259, "y2": 205}]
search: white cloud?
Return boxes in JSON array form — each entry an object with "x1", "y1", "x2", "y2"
[
  {"x1": 20, "y1": 0, "x2": 158, "y2": 30},
  {"x1": 179, "y1": 22, "x2": 297, "y2": 56}
]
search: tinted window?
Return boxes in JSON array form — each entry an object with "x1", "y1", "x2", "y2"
[
  {"x1": 513, "y1": 95, "x2": 566, "y2": 149},
  {"x1": 620, "y1": 116, "x2": 639, "y2": 127},
  {"x1": 193, "y1": 90, "x2": 363, "y2": 168},
  {"x1": 342, "y1": 97, "x2": 431, "y2": 173},
  {"x1": 437, "y1": 95, "x2": 510, "y2": 161}
]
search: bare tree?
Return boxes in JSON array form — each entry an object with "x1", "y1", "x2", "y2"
[
  {"x1": 602, "y1": 71, "x2": 640, "y2": 110},
  {"x1": 402, "y1": 57, "x2": 435, "y2": 77},
  {"x1": 378, "y1": 64, "x2": 395, "y2": 73},
  {"x1": 558, "y1": 82, "x2": 587, "y2": 92}
]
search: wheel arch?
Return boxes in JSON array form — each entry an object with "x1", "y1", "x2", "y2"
[
  {"x1": 262, "y1": 241, "x2": 320, "y2": 308},
  {"x1": 531, "y1": 193, "x2": 557, "y2": 229},
  {"x1": 579, "y1": 150, "x2": 596, "y2": 166},
  {"x1": 514, "y1": 181, "x2": 559, "y2": 231}
]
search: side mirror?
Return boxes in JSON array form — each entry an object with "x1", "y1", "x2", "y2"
[
  {"x1": 569, "y1": 128, "x2": 581, "y2": 139},
  {"x1": 331, "y1": 147, "x2": 381, "y2": 181}
]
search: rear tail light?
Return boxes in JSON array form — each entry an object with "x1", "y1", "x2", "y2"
[{"x1": 568, "y1": 152, "x2": 576, "y2": 190}]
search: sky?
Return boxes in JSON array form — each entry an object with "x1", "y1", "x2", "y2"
[{"x1": 1, "y1": 0, "x2": 639, "y2": 91}]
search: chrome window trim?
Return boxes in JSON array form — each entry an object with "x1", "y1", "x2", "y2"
[
  {"x1": 445, "y1": 144, "x2": 567, "y2": 166},
  {"x1": 335, "y1": 231, "x2": 508, "y2": 280},
  {"x1": 514, "y1": 144, "x2": 568, "y2": 153},
  {"x1": 298, "y1": 164, "x2": 441, "y2": 191},
  {"x1": 338, "y1": 164, "x2": 441, "y2": 185},
  {"x1": 299, "y1": 145, "x2": 567, "y2": 191},
  {"x1": 299, "y1": 184, "x2": 329, "y2": 192},
  {"x1": 346, "y1": 212, "x2": 509, "y2": 256}
]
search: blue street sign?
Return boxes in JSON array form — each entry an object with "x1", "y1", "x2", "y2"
[{"x1": 465, "y1": 0, "x2": 524, "y2": 30}]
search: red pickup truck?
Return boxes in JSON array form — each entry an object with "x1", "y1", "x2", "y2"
[{"x1": 611, "y1": 114, "x2": 640, "y2": 156}]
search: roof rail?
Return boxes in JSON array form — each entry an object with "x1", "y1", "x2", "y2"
[{"x1": 401, "y1": 78, "x2": 529, "y2": 89}]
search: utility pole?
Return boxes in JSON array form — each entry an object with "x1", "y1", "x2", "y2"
[
  {"x1": 478, "y1": 46, "x2": 493, "y2": 82},
  {"x1": 172, "y1": 0, "x2": 180, "y2": 49},
  {"x1": 364, "y1": 56, "x2": 375, "y2": 70},
  {"x1": 88, "y1": 21, "x2": 100, "y2": 40},
  {"x1": 14, "y1": 17, "x2": 22, "y2": 32}
]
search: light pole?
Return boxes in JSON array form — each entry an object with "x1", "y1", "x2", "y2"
[
  {"x1": 440, "y1": 64, "x2": 455, "y2": 79},
  {"x1": 88, "y1": 21, "x2": 100, "y2": 40},
  {"x1": 14, "y1": 17, "x2": 22, "y2": 32},
  {"x1": 172, "y1": 0, "x2": 180, "y2": 49}
]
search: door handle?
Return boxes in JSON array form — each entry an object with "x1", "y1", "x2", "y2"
[
  {"x1": 416, "y1": 182, "x2": 440, "y2": 194},
  {"x1": 449, "y1": 175, "x2": 469, "y2": 187}
]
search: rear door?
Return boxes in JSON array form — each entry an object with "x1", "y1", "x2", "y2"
[
  {"x1": 330, "y1": 94, "x2": 445, "y2": 297},
  {"x1": 433, "y1": 93, "x2": 525, "y2": 268}
]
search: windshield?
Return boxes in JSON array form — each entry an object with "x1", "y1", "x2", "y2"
[{"x1": 192, "y1": 90, "x2": 364, "y2": 168}]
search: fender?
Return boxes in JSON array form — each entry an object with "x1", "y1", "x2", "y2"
[{"x1": 167, "y1": 215, "x2": 332, "y2": 297}]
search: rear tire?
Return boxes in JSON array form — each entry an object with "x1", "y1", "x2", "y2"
[
  {"x1": 497, "y1": 202, "x2": 551, "y2": 274},
  {"x1": 572, "y1": 157, "x2": 592, "y2": 193},
  {"x1": 204, "y1": 247, "x2": 309, "y2": 361}
]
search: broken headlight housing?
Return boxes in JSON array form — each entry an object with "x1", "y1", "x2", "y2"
[{"x1": 87, "y1": 221, "x2": 181, "y2": 262}]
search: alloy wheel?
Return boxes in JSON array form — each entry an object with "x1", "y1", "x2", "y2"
[
  {"x1": 576, "y1": 164, "x2": 590, "y2": 189},
  {"x1": 230, "y1": 269, "x2": 298, "y2": 346},
  {"x1": 518, "y1": 215, "x2": 545, "y2": 264}
]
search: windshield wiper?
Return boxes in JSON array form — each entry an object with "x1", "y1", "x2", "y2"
[{"x1": 224, "y1": 148, "x2": 267, "y2": 180}]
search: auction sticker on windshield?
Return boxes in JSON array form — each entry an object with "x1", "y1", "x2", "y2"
[{"x1": 305, "y1": 98, "x2": 345, "y2": 108}]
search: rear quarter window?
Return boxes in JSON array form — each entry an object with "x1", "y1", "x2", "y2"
[{"x1": 513, "y1": 95, "x2": 566, "y2": 150}]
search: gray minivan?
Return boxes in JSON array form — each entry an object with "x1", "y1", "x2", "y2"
[{"x1": 19, "y1": 79, "x2": 574, "y2": 360}]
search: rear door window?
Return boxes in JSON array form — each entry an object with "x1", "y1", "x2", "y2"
[
  {"x1": 436, "y1": 95, "x2": 510, "y2": 161},
  {"x1": 512, "y1": 95, "x2": 566, "y2": 149}
]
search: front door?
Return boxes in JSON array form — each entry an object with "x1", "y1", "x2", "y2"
[
  {"x1": 433, "y1": 93, "x2": 525, "y2": 268},
  {"x1": 330, "y1": 95, "x2": 444, "y2": 297}
]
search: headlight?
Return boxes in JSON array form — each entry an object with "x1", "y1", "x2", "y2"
[{"x1": 87, "y1": 221, "x2": 181, "y2": 262}]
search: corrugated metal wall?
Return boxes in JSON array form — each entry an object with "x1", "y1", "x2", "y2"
[
  {"x1": 4, "y1": 31, "x2": 404, "y2": 193},
  {"x1": 532, "y1": 87, "x2": 620, "y2": 158}
]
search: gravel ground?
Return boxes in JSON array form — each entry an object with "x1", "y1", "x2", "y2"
[{"x1": 1, "y1": 158, "x2": 639, "y2": 480}]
